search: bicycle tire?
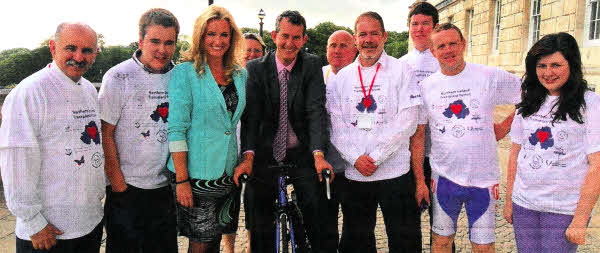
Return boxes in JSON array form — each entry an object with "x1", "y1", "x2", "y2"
[
  {"x1": 278, "y1": 213, "x2": 289, "y2": 253},
  {"x1": 290, "y1": 192, "x2": 312, "y2": 253}
]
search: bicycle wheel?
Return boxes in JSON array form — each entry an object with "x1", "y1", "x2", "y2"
[
  {"x1": 278, "y1": 213, "x2": 289, "y2": 253},
  {"x1": 290, "y1": 192, "x2": 311, "y2": 253}
]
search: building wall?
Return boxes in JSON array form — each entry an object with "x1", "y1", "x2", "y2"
[{"x1": 415, "y1": 0, "x2": 600, "y2": 90}]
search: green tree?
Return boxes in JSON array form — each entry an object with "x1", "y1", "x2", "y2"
[
  {"x1": 240, "y1": 27, "x2": 275, "y2": 53},
  {"x1": 85, "y1": 45, "x2": 135, "y2": 82},
  {"x1": 30, "y1": 46, "x2": 52, "y2": 71},
  {"x1": 97, "y1": 33, "x2": 106, "y2": 51},
  {"x1": 174, "y1": 34, "x2": 191, "y2": 63},
  {"x1": 384, "y1": 31, "x2": 409, "y2": 58},
  {"x1": 0, "y1": 48, "x2": 33, "y2": 86},
  {"x1": 305, "y1": 22, "x2": 352, "y2": 65},
  {"x1": 240, "y1": 27, "x2": 259, "y2": 34}
]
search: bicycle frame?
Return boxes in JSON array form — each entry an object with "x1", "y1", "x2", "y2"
[
  {"x1": 273, "y1": 164, "x2": 310, "y2": 253},
  {"x1": 240, "y1": 164, "x2": 330, "y2": 253}
]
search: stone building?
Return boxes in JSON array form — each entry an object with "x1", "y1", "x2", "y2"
[{"x1": 412, "y1": 0, "x2": 600, "y2": 90}]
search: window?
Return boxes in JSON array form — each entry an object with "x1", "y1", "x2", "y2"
[
  {"x1": 589, "y1": 0, "x2": 600, "y2": 40},
  {"x1": 585, "y1": 0, "x2": 600, "y2": 46},
  {"x1": 529, "y1": 0, "x2": 542, "y2": 45},
  {"x1": 467, "y1": 10, "x2": 474, "y2": 54},
  {"x1": 492, "y1": 0, "x2": 502, "y2": 52}
]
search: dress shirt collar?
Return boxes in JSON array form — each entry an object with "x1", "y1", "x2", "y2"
[
  {"x1": 354, "y1": 50, "x2": 389, "y2": 70},
  {"x1": 48, "y1": 61, "x2": 83, "y2": 86},
  {"x1": 275, "y1": 53, "x2": 297, "y2": 75}
]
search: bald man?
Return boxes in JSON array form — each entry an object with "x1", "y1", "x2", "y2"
[
  {"x1": 0, "y1": 23, "x2": 105, "y2": 253},
  {"x1": 322, "y1": 30, "x2": 357, "y2": 85},
  {"x1": 321, "y1": 29, "x2": 358, "y2": 251}
]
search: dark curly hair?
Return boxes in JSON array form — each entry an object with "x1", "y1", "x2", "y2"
[{"x1": 517, "y1": 32, "x2": 589, "y2": 124}]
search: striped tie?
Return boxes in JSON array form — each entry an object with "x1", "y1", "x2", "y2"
[{"x1": 273, "y1": 69, "x2": 289, "y2": 162}]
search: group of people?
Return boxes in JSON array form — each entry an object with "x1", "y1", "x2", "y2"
[{"x1": 0, "y1": 2, "x2": 598, "y2": 253}]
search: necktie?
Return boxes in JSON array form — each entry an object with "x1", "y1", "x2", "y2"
[{"x1": 273, "y1": 69, "x2": 289, "y2": 162}]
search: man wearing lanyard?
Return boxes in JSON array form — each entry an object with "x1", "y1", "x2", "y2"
[
  {"x1": 239, "y1": 10, "x2": 335, "y2": 253},
  {"x1": 326, "y1": 11, "x2": 428, "y2": 252}
]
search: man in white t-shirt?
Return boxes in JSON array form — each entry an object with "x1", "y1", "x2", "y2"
[
  {"x1": 399, "y1": 2, "x2": 440, "y2": 172},
  {"x1": 0, "y1": 23, "x2": 105, "y2": 253},
  {"x1": 322, "y1": 29, "x2": 357, "y2": 250},
  {"x1": 98, "y1": 9, "x2": 179, "y2": 253},
  {"x1": 397, "y1": 4, "x2": 443, "y2": 249},
  {"x1": 414, "y1": 23, "x2": 521, "y2": 252},
  {"x1": 327, "y1": 12, "x2": 427, "y2": 252}
]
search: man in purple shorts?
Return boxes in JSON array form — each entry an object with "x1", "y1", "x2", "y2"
[{"x1": 413, "y1": 23, "x2": 520, "y2": 252}]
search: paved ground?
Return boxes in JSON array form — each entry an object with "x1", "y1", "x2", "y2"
[{"x1": 0, "y1": 106, "x2": 599, "y2": 252}]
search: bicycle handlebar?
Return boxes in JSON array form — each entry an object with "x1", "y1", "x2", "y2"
[
  {"x1": 239, "y1": 174, "x2": 249, "y2": 205},
  {"x1": 322, "y1": 169, "x2": 332, "y2": 200}
]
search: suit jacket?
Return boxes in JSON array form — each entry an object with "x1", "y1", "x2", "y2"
[
  {"x1": 241, "y1": 51, "x2": 328, "y2": 169},
  {"x1": 167, "y1": 62, "x2": 247, "y2": 180}
]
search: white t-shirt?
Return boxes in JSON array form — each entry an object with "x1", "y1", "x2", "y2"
[
  {"x1": 419, "y1": 63, "x2": 521, "y2": 188},
  {"x1": 0, "y1": 63, "x2": 105, "y2": 240},
  {"x1": 398, "y1": 48, "x2": 440, "y2": 157},
  {"x1": 510, "y1": 92, "x2": 600, "y2": 214},
  {"x1": 322, "y1": 64, "x2": 347, "y2": 173},
  {"x1": 327, "y1": 51, "x2": 422, "y2": 181},
  {"x1": 322, "y1": 65, "x2": 335, "y2": 85},
  {"x1": 98, "y1": 56, "x2": 171, "y2": 189}
]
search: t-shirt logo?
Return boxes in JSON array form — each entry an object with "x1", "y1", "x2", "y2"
[
  {"x1": 150, "y1": 102, "x2": 169, "y2": 123},
  {"x1": 74, "y1": 155, "x2": 85, "y2": 166},
  {"x1": 356, "y1": 95, "x2": 377, "y2": 113},
  {"x1": 81, "y1": 121, "x2": 101, "y2": 145},
  {"x1": 443, "y1": 100, "x2": 470, "y2": 119},
  {"x1": 529, "y1": 127, "x2": 554, "y2": 150}
]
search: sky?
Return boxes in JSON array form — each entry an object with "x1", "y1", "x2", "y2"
[{"x1": 1, "y1": 0, "x2": 412, "y2": 51}]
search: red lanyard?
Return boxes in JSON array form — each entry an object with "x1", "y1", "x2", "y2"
[{"x1": 358, "y1": 63, "x2": 380, "y2": 108}]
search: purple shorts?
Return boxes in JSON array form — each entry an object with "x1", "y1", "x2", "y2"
[
  {"x1": 430, "y1": 173, "x2": 498, "y2": 244},
  {"x1": 512, "y1": 202, "x2": 578, "y2": 253}
]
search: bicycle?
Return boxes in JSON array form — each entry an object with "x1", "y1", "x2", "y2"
[{"x1": 239, "y1": 165, "x2": 332, "y2": 253}]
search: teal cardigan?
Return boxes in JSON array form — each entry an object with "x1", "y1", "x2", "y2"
[{"x1": 167, "y1": 62, "x2": 247, "y2": 180}]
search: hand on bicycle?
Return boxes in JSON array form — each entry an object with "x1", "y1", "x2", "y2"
[
  {"x1": 354, "y1": 155, "x2": 377, "y2": 176},
  {"x1": 314, "y1": 155, "x2": 334, "y2": 182},
  {"x1": 176, "y1": 182, "x2": 194, "y2": 208},
  {"x1": 234, "y1": 159, "x2": 253, "y2": 186}
]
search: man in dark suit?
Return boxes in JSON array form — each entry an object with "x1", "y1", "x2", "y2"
[{"x1": 235, "y1": 10, "x2": 336, "y2": 253}]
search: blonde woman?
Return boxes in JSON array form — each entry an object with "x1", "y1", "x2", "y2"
[{"x1": 167, "y1": 5, "x2": 249, "y2": 253}]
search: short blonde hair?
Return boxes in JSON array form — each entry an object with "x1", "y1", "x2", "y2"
[{"x1": 182, "y1": 5, "x2": 244, "y2": 82}]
